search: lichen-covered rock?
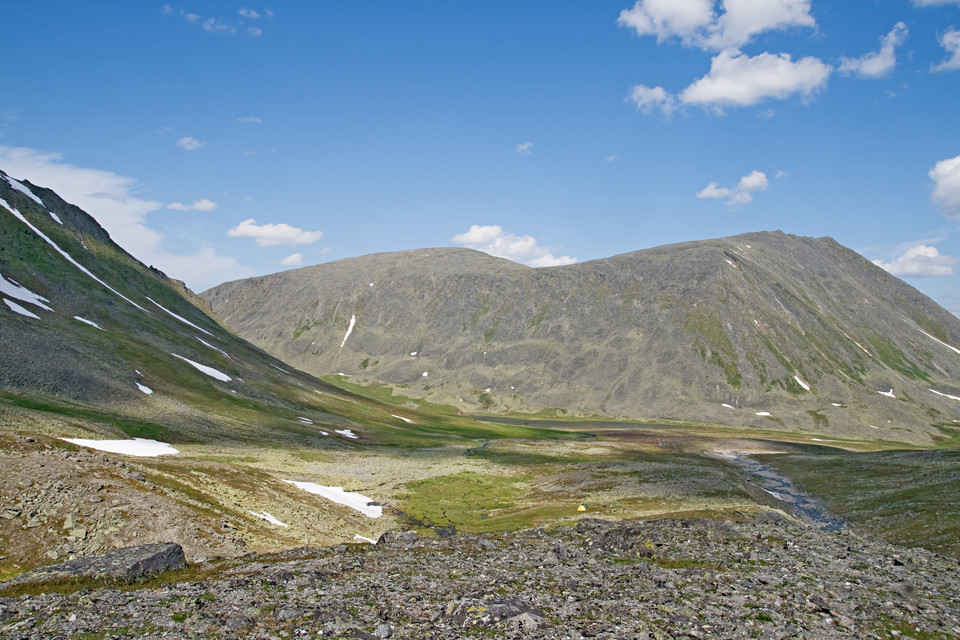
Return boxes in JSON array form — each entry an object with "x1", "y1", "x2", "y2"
[{"x1": 2, "y1": 542, "x2": 185, "y2": 586}]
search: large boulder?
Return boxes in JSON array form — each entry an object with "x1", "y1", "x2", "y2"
[{"x1": 3, "y1": 542, "x2": 186, "y2": 587}]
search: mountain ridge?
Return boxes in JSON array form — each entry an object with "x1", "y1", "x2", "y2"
[{"x1": 204, "y1": 231, "x2": 960, "y2": 445}]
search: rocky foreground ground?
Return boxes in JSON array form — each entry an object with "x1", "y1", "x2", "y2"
[{"x1": 2, "y1": 512, "x2": 958, "y2": 639}]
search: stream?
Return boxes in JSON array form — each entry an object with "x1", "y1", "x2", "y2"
[{"x1": 713, "y1": 451, "x2": 846, "y2": 531}]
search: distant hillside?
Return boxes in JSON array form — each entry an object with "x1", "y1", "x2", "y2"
[
  {"x1": 0, "y1": 168, "x2": 368, "y2": 444},
  {"x1": 204, "y1": 233, "x2": 960, "y2": 445}
]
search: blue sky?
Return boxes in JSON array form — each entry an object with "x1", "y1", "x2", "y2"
[{"x1": 2, "y1": 1, "x2": 960, "y2": 314}]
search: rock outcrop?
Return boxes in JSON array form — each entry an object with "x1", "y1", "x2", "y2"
[{"x1": 2, "y1": 542, "x2": 185, "y2": 587}]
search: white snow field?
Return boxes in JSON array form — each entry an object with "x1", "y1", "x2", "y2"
[
  {"x1": 283, "y1": 481, "x2": 382, "y2": 518},
  {"x1": 60, "y1": 437, "x2": 179, "y2": 457},
  {"x1": 170, "y1": 353, "x2": 232, "y2": 381}
]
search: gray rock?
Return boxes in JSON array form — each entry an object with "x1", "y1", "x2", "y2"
[{"x1": 1, "y1": 542, "x2": 186, "y2": 586}]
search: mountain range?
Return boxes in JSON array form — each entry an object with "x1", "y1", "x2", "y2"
[{"x1": 204, "y1": 232, "x2": 960, "y2": 445}]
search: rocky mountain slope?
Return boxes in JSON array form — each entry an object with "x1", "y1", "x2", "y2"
[
  {"x1": 0, "y1": 170, "x2": 515, "y2": 574},
  {"x1": 204, "y1": 234, "x2": 960, "y2": 445},
  {"x1": 3, "y1": 513, "x2": 958, "y2": 639}
]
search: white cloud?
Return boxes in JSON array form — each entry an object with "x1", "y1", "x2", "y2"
[
  {"x1": 697, "y1": 169, "x2": 769, "y2": 206},
  {"x1": 202, "y1": 17, "x2": 237, "y2": 33},
  {"x1": 0, "y1": 145, "x2": 253, "y2": 291},
  {"x1": 680, "y1": 49, "x2": 831, "y2": 109},
  {"x1": 166, "y1": 199, "x2": 217, "y2": 212},
  {"x1": 932, "y1": 28, "x2": 960, "y2": 72},
  {"x1": 452, "y1": 225, "x2": 576, "y2": 267},
  {"x1": 627, "y1": 84, "x2": 677, "y2": 116},
  {"x1": 618, "y1": 0, "x2": 816, "y2": 51},
  {"x1": 618, "y1": 0, "x2": 714, "y2": 46},
  {"x1": 516, "y1": 141, "x2": 533, "y2": 156},
  {"x1": 239, "y1": 7, "x2": 261, "y2": 19},
  {"x1": 227, "y1": 218, "x2": 324, "y2": 246},
  {"x1": 873, "y1": 245, "x2": 958, "y2": 277},
  {"x1": 606, "y1": 155, "x2": 621, "y2": 163},
  {"x1": 281, "y1": 252, "x2": 303, "y2": 266},
  {"x1": 176, "y1": 136, "x2": 205, "y2": 151},
  {"x1": 248, "y1": 27, "x2": 263, "y2": 37},
  {"x1": 707, "y1": 0, "x2": 816, "y2": 50},
  {"x1": 930, "y1": 154, "x2": 960, "y2": 218},
  {"x1": 237, "y1": 116, "x2": 263, "y2": 123},
  {"x1": 912, "y1": 0, "x2": 960, "y2": 6},
  {"x1": 838, "y1": 22, "x2": 908, "y2": 78}
]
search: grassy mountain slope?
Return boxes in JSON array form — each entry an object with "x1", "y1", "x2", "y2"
[{"x1": 204, "y1": 234, "x2": 960, "y2": 446}]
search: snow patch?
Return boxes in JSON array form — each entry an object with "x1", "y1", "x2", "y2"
[
  {"x1": 831, "y1": 403, "x2": 843, "y2": 407},
  {"x1": 755, "y1": 411, "x2": 772, "y2": 417},
  {"x1": 147, "y1": 297, "x2": 213, "y2": 336},
  {"x1": 196, "y1": 336, "x2": 230, "y2": 358},
  {"x1": 793, "y1": 375, "x2": 810, "y2": 391},
  {"x1": 354, "y1": 534, "x2": 377, "y2": 544},
  {"x1": 762, "y1": 488, "x2": 784, "y2": 501},
  {"x1": 4, "y1": 298, "x2": 39, "y2": 319},
  {"x1": 843, "y1": 333, "x2": 872, "y2": 357},
  {"x1": 340, "y1": 314, "x2": 356, "y2": 348},
  {"x1": 297, "y1": 416, "x2": 314, "y2": 424},
  {"x1": 60, "y1": 437, "x2": 178, "y2": 457},
  {"x1": 272, "y1": 364, "x2": 290, "y2": 374},
  {"x1": 170, "y1": 353, "x2": 232, "y2": 381},
  {"x1": 915, "y1": 327, "x2": 960, "y2": 356},
  {"x1": 391, "y1": 414, "x2": 414, "y2": 424},
  {"x1": 74, "y1": 316, "x2": 105, "y2": 330},
  {"x1": 1, "y1": 273, "x2": 52, "y2": 311},
  {"x1": 335, "y1": 429, "x2": 359, "y2": 439},
  {"x1": 250, "y1": 511, "x2": 288, "y2": 527},
  {"x1": 283, "y1": 480, "x2": 382, "y2": 518},
  {"x1": 877, "y1": 388, "x2": 896, "y2": 398},
  {"x1": 721, "y1": 403, "x2": 735, "y2": 409},
  {"x1": 422, "y1": 371, "x2": 429, "y2": 377},
  {"x1": 136, "y1": 383, "x2": 153, "y2": 395},
  {"x1": 48, "y1": 211, "x2": 63, "y2": 224},
  {"x1": 3, "y1": 175, "x2": 44, "y2": 206},
  {"x1": 930, "y1": 389, "x2": 960, "y2": 402}
]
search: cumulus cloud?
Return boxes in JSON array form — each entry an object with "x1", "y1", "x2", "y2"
[
  {"x1": 516, "y1": 142, "x2": 533, "y2": 156},
  {"x1": 237, "y1": 116, "x2": 263, "y2": 123},
  {"x1": 176, "y1": 136, "x2": 204, "y2": 151},
  {"x1": 452, "y1": 225, "x2": 577, "y2": 267},
  {"x1": 838, "y1": 22, "x2": 908, "y2": 78},
  {"x1": 281, "y1": 252, "x2": 303, "y2": 266},
  {"x1": 617, "y1": 0, "x2": 714, "y2": 46},
  {"x1": 704, "y1": 0, "x2": 816, "y2": 50},
  {"x1": 227, "y1": 218, "x2": 324, "y2": 246},
  {"x1": 0, "y1": 145, "x2": 252, "y2": 290},
  {"x1": 930, "y1": 154, "x2": 960, "y2": 218},
  {"x1": 618, "y1": 0, "x2": 816, "y2": 51},
  {"x1": 932, "y1": 28, "x2": 960, "y2": 72},
  {"x1": 873, "y1": 245, "x2": 958, "y2": 277},
  {"x1": 697, "y1": 170, "x2": 769, "y2": 206},
  {"x1": 680, "y1": 50, "x2": 831, "y2": 109},
  {"x1": 627, "y1": 84, "x2": 677, "y2": 116},
  {"x1": 166, "y1": 199, "x2": 217, "y2": 212},
  {"x1": 912, "y1": 0, "x2": 960, "y2": 6},
  {"x1": 239, "y1": 7, "x2": 261, "y2": 19}
]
